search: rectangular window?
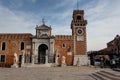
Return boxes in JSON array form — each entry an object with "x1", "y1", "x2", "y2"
[
  {"x1": 19, "y1": 55, "x2": 22, "y2": 62},
  {"x1": 21, "y1": 42, "x2": 24, "y2": 50},
  {"x1": 2, "y1": 42, "x2": 6, "y2": 51},
  {"x1": 0, "y1": 55, "x2": 5, "y2": 62}
]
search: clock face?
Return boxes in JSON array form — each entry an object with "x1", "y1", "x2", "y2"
[{"x1": 77, "y1": 28, "x2": 83, "y2": 35}]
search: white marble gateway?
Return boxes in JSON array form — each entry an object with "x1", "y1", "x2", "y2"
[{"x1": 32, "y1": 22, "x2": 55, "y2": 65}]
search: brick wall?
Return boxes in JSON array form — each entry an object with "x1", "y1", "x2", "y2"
[
  {"x1": 0, "y1": 33, "x2": 32, "y2": 67},
  {"x1": 55, "y1": 35, "x2": 74, "y2": 65}
]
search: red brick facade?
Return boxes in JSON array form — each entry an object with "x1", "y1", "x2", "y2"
[
  {"x1": 54, "y1": 35, "x2": 74, "y2": 65},
  {"x1": 0, "y1": 34, "x2": 32, "y2": 67}
]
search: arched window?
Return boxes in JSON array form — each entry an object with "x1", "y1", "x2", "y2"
[
  {"x1": 21, "y1": 42, "x2": 24, "y2": 50},
  {"x1": 2, "y1": 42, "x2": 6, "y2": 51},
  {"x1": 62, "y1": 43, "x2": 66, "y2": 48}
]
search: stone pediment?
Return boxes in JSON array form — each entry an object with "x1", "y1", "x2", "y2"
[
  {"x1": 36, "y1": 24, "x2": 51, "y2": 30},
  {"x1": 40, "y1": 34, "x2": 49, "y2": 38}
]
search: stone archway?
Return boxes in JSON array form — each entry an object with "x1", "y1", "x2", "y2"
[{"x1": 38, "y1": 44, "x2": 48, "y2": 64}]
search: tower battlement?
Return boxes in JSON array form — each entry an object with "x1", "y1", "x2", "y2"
[
  {"x1": 55, "y1": 35, "x2": 72, "y2": 40},
  {"x1": 73, "y1": 10, "x2": 84, "y2": 16}
]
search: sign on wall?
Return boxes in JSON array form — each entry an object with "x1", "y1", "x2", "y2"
[
  {"x1": 67, "y1": 52, "x2": 72, "y2": 55},
  {"x1": 26, "y1": 45, "x2": 31, "y2": 49}
]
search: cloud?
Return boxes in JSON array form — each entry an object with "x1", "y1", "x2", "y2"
[
  {"x1": 85, "y1": 0, "x2": 120, "y2": 51},
  {"x1": 52, "y1": 25, "x2": 72, "y2": 35},
  {"x1": 31, "y1": 0, "x2": 37, "y2": 3},
  {"x1": 54, "y1": 0, "x2": 76, "y2": 10},
  {"x1": 0, "y1": 5, "x2": 36, "y2": 34},
  {"x1": 9, "y1": 0, "x2": 24, "y2": 9}
]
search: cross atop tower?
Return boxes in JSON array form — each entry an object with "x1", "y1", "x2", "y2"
[{"x1": 42, "y1": 18, "x2": 45, "y2": 25}]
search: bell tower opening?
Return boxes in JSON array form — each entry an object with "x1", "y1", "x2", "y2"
[{"x1": 77, "y1": 15, "x2": 81, "y2": 20}]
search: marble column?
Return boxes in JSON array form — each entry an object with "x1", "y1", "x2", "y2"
[
  {"x1": 45, "y1": 50, "x2": 48, "y2": 64},
  {"x1": 32, "y1": 55, "x2": 35, "y2": 65},
  {"x1": 55, "y1": 53, "x2": 59, "y2": 66},
  {"x1": 27, "y1": 51, "x2": 30, "y2": 63},
  {"x1": 34, "y1": 54, "x2": 37, "y2": 64}
]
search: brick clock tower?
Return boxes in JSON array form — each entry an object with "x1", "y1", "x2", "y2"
[{"x1": 71, "y1": 10, "x2": 88, "y2": 66}]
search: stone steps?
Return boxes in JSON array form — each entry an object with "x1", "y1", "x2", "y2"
[
  {"x1": 90, "y1": 70, "x2": 120, "y2": 80},
  {"x1": 113, "y1": 68, "x2": 120, "y2": 72}
]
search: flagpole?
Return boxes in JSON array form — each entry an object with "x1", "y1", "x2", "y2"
[{"x1": 77, "y1": 0, "x2": 79, "y2": 10}]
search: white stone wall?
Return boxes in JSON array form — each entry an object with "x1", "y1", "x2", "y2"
[
  {"x1": 32, "y1": 38, "x2": 54, "y2": 64},
  {"x1": 73, "y1": 55, "x2": 88, "y2": 66},
  {"x1": 50, "y1": 39, "x2": 54, "y2": 55}
]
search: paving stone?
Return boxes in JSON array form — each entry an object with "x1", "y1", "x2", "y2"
[{"x1": 0, "y1": 66, "x2": 100, "y2": 80}]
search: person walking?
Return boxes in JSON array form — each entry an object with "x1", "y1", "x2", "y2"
[
  {"x1": 100, "y1": 57, "x2": 104, "y2": 68},
  {"x1": 111, "y1": 59, "x2": 116, "y2": 68}
]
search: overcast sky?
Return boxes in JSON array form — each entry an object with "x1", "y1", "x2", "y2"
[{"x1": 0, "y1": 0, "x2": 120, "y2": 51}]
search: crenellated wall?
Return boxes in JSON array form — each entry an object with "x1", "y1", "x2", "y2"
[{"x1": 55, "y1": 35, "x2": 73, "y2": 40}]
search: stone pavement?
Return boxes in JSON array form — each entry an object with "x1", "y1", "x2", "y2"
[{"x1": 0, "y1": 66, "x2": 106, "y2": 80}]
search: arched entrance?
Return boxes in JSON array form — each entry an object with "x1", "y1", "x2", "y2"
[{"x1": 38, "y1": 44, "x2": 48, "y2": 64}]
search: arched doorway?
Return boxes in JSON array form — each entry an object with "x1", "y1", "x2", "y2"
[{"x1": 38, "y1": 44, "x2": 48, "y2": 64}]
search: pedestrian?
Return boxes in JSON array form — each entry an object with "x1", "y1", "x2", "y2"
[
  {"x1": 111, "y1": 59, "x2": 116, "y2": 68},
  {"x1": 100, "y1": 57, "x2": 104, "y2": 68}
]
